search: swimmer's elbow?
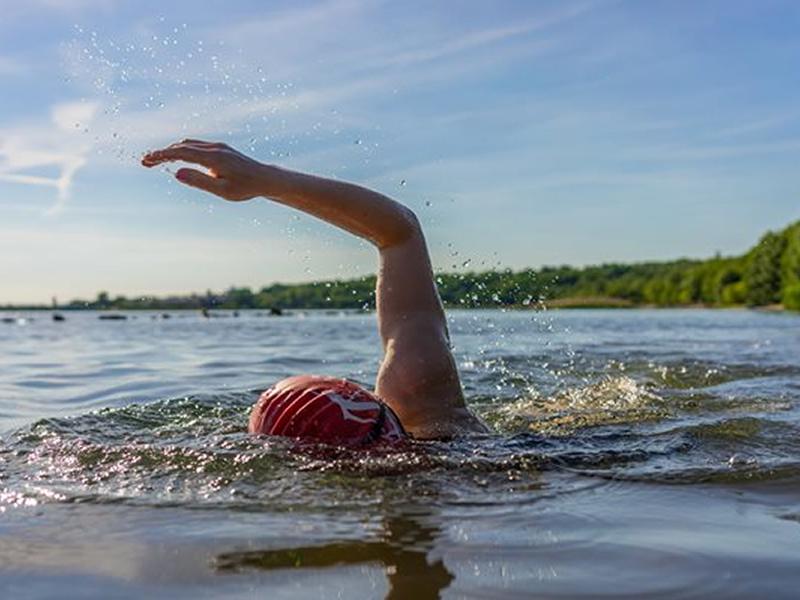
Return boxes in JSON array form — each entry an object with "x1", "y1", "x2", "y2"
[
  {"x1": 379, "y1": 205, "x2": 422, "y2": 249},
  {"x1": 396, "y1": 206, "x2": 422, "y2": 244}
]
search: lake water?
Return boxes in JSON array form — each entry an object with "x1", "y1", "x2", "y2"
[{"x1": 1, "y1": 308, "x2": 799, "y2": 599}]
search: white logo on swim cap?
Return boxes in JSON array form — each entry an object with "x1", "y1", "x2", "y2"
[{"x1": 325, "y1": 391, "x2": 379, "y2": 424}]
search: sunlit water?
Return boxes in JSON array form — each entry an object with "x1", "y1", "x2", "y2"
[{"x1": 1, "y1": 309, "x2": 799, "y2": 599}]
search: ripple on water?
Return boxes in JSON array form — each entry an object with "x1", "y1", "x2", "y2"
[
  {"x1": 2, "y1": 373, "x2": 799, "y2": 515},
  {"x1": 2, "y1": 311, "x2": 800, "y2": 598}
]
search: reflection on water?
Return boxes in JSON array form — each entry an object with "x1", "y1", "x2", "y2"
[
  {"x1": 216, "y1": 510, "x2": 453, "y2": 599},
  {"x1": 2, "y1": 309, "x2": 800, "y2": 597}
]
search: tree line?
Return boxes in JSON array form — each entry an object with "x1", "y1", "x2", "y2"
[{"x1": 6, "y1": 220, "x2": 800, "y2": 312}]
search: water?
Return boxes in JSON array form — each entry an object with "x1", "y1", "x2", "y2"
[{"x1": 1, "y1": 309, "x2": 799, "y2": 598}]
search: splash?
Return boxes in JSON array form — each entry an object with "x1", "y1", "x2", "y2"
[{"x1": 489, "y1": 375, "x2": 667, "y2": 435}]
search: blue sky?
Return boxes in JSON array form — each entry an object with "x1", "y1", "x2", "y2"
[{"x1": 1, "y1": 0, "x2": 799, "y2": 303}]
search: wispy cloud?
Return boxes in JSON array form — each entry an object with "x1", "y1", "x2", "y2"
[
  {"x1": 707, "y1": 110, "x2": 800, "y2": 139},
  {"x1": 220, "y1": 0, "x2": 374, "y2": 41},
  {"x1": 615, "y1": 138, "x2": 800, "y2": 162},
  {"x1": 0, "y1": 101, "x2": 98, "y2": 215},
  {"x1": 374, "y1": 1, "x2": 598, "y2": 69}
]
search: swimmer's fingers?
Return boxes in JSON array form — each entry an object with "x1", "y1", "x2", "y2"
[
  {"x1": 176, "y1": 138, "x2": 223, "y2": 147},
  {"x1": 141, "y1": 144, "x2": 221, "y2": 169},
  {"x1": 175, "y1": 168, "x2": 230, "y2": 198},
  {"x1": 143, "y1": 140, "x2": 264, "y2": 201}
]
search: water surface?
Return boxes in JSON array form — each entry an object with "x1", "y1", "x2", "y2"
[{"x1": 1, "y1": 309, "x2": 799, "y2": 598}]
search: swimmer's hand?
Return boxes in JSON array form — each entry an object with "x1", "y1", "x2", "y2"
[{"x1": 141, "y1": 139, "x2": 273, "y2": 201}]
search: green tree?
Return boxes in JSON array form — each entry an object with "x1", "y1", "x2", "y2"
[
  {"x1": 783, "y1": 283, "x2": 800, "y2": 311},
  {"x1": 781, "y1": 223, "x2": 800, "y2": 289},
  {"x1": 745, "y1": 232, "x2": 786, "y2": 306}
]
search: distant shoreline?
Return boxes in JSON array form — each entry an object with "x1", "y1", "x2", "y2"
[
  {"x1": 0, "y1": 300, "x2": 789, "y2": 313},
  {"x1": 3, "y1": 217, "x2": 799, "y2": 314}
]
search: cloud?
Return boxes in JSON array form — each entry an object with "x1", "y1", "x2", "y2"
[
  {"x1": 613, "y1": 138, "x2": 800, "y2": 163},
  {"x1": 0, "y1": 100, "x2": 98, "y2": 215},
  {"x1": 373, "y1": 1, "x2": 598, "y2": 69},
  {"x1": 220, "y1": 0, "x2": 373, "y2": 41},
  {"x1": 51, "y1": 101, "x2": 99, "y2": 132},
  {"x1": 707, "y1": 110, "x2": 800, "y2": 140}
]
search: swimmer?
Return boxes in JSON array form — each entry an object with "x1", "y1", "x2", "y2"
[{"x1": 142, "y1": 140, "x2": 488, "y2": 442}]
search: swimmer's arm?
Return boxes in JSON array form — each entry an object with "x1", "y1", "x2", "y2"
[
  {"x1": 142, "y1": 140, "x2": 416, "y2": 248},
  {"x1": 142, "y1": 140, "x2": 489, "y2": 438}
]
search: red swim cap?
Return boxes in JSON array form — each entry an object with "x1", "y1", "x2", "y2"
[{"x1": 248, "y1": 375, "x2": 407, "y2": 446}]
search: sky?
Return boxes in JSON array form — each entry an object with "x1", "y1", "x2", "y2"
[{"x1": 1, "y1": 0, "x2": 800, "y2": 304}]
